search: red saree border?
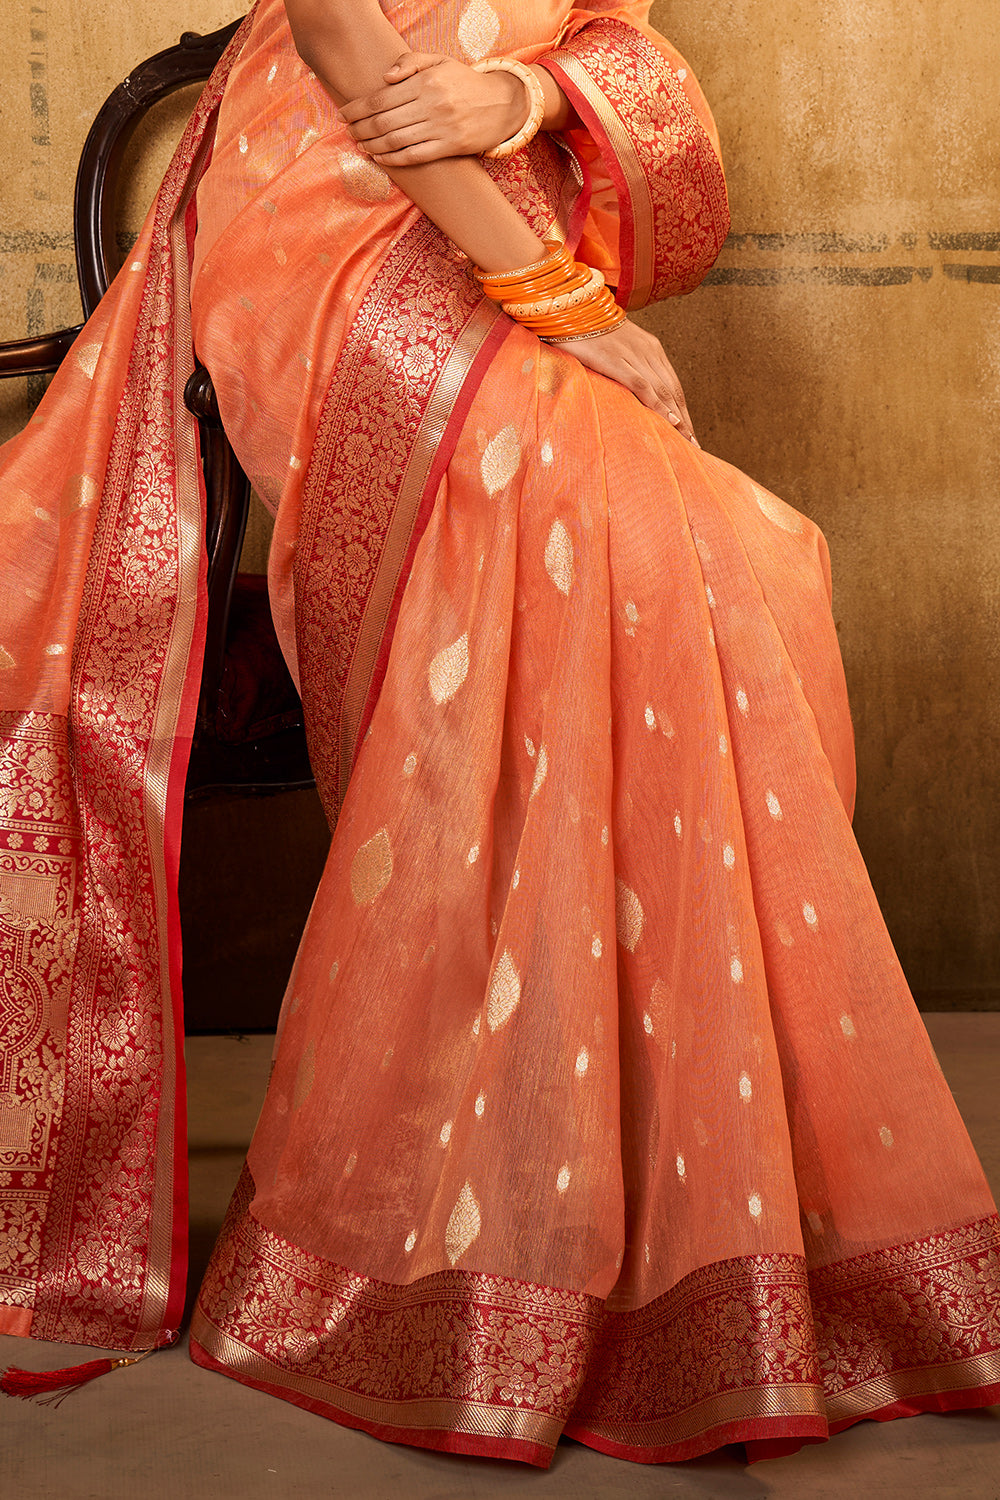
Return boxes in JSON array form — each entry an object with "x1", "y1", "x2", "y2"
[
  {"x1": 0, "y1": 14, "x2": 255, "y2": 1351},
  {"x1": 190, "y1": 1338, "x2": 559, "y2": 1467},
  {"x1": 355, "y1": 310, "x2": 513, "y2": 757},
  {"x1": 0, "y1": 711, "x2": 81, "y2": 1335},
  {"x1": 293, "y1": 138, "x2": 581, "y2": 820},
  {"x1": 811, "y1": 1214, "x2": 1000, "y2": 1422},
  {"x1": 192, "y1": 1169, "x2": 1000, "y2": 1466},
  {"x1": 541, "y1": 18, "x2": 730, "y2": 309}
]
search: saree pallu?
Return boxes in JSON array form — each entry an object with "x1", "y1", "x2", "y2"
[
  {"x1": 1, "y1": 0, "x2": 999, "y2": 1468},
  {"x1": 0, "y1": 21, "x2": 255, "y2": 1347}
]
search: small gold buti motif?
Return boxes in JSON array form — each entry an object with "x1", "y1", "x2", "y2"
[
  {"x1": 457, "y1": 0, "x2": 501, "y2": 60},
  {"x1": 487, "y1": 948, "x2": 521, "y2": 1032},
  {"x1": 75, "y1": 343, "x2": 102, "y2": 379},
  {"x1": 292, "y1": 1040, "x2": 315, "y2": 1111},
  {"x1": 445, "y1": 1180, "x2": 482, "y2": 1264},
  {"x1": 615, "y1": 878, "x2": 645, "y2": 952},
  {"x1": 61, "y1": 473, "x2": 98, "y2": 515},
  {"x1": 337, "y1": 150, "x2": 393, "y2": 202},
  {"x1": 350, "y1": 828, "x2": 393, "y2": 905},
  {"x1": 480, "y1": 426, "x2": 521, "y2": 496},
  {"x1": 544, "y1": 519, "x2": 573, "y2": 594},
  {"x1": 429, "y1": 633, "x2": 469, "y2": 705}
]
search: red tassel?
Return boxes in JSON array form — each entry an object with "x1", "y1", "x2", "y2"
[{"x1": 1, "y1": 1352, "x2": 147, "y2": 1406}]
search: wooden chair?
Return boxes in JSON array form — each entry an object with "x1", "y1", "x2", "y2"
[{"x1": 0, "y1": 18, "x2": 314, "y2": 798}]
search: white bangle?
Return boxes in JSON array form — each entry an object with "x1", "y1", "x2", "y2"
[{"x1": 473, "y1": 57, "x2": 546, "y2": 160}]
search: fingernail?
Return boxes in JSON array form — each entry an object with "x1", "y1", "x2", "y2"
[
  {"x1": 668, "y1": 413, "x2": 681, "y2": 427},
  {"x1": 690, "y1": 436, "x2": 700, "y2": 447}
]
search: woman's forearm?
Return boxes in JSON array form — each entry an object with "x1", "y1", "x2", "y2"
[{"x1": 284, "y1": 0, "x2": 545, "y2": 272}]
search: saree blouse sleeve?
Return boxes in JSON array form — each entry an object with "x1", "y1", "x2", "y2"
[{"x1": 536, "y1": 13, "x2": 730, "y2": 308}]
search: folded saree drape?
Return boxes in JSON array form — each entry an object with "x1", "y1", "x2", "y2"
[
  {"x1": 2, "y1": 0, "x2": 999, "y2": 1467},
  {"x1": 0, "y1": 25, "x2": 251, "y2": 1347}
]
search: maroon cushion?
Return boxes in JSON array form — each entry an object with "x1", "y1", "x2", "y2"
[{"x1": 214, "y1": 574, "x2": 303, "y2": 744}]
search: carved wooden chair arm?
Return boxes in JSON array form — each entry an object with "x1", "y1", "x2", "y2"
[{"x1": 0, "y1": 327, "x2": 85, "y2": 378}]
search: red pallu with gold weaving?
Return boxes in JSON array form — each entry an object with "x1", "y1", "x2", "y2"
[{"x1": 0, "y1": 18, "x2": 259, "y2": 1349}]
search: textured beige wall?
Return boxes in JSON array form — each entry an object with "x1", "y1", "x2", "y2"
[
  {"x1": 0, "y1": 2, "x2": 236, "y2": 423},
  {"x1": 1, "y1": 2, "x2": 998, "y2": 1005}
]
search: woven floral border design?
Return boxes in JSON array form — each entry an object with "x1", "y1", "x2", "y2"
[
  {"x1": 543, "y1": 18, "x2": 730, "y2": 308},
  {"x1": 293, "y1": 135, "x2": 577, "y2": 820},
  {"x1": 194, "y1": 1169, "x2": 1000, "y2": 1458},
  {"x1": 1, "y1": 13, "x2": 256, "y2": 1350}
]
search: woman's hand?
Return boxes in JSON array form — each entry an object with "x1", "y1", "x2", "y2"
[
  {"x1": 340, "y1": 52, "x2": 526, "y2": 164},
  {"x1": 551, "y1": 320, "x2": 699, "y2": 444}
]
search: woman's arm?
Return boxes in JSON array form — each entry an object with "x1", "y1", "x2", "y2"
[
  {"x1": 284, "y1": 0, "x2": 545, "y2": 273},
  {"x1": 283, "y1": 0, "x2": 698, "y2": 442},
  {"x1": 340, "y1": 52, "x2": 578, "y2": 166}
]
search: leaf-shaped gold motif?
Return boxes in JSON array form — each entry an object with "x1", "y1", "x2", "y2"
[
  {"x1": 530, "y1": 743, "x2": 548, "y2": 799},
  {"x1": 445, "y1": 1180, "x2": 482, "y2": 1264},
  {"x1": 61, "y1": 473, "x2": 98, "y2": 515},
  {"x1": 428, "y1": 633, "x2": 469, "y2": 705},
  {"x1": 292, "y1": 1040, "x2": 315, "y2": 1111},
  {"x1": 544, "y1": 519, "x2": 573, "y2": 595},
  {"x1": 480, "y1": 425, "x2": 521, "y2": 495},
  {"x1": 350, "y1": 828, "x2": 393, "y2": 905},
  {"x1": 486, "y1": 948, "x2": 521, "y2": 1032},
  {"x1": 615, "y1": 878, "x2": 645, "y2": 952},
  {"x1": 751, "y1": 480, "x2": 804, "y2": 535},
  {"x1": 338, "y1": 149, "x2": 393, "y2": 202},
  {"x1": 457, "y1": 0, "x2": 500, "y2": 60},
  {"x1": 75, "y1": 343, "x2": 102, "y2": 380}
]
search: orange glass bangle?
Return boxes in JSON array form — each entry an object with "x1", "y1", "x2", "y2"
[
  {"x1": 502, "y1": 266, "x2": 598, "y2": 317},
  {"x1": 519, "y1": 302, "x2": 614, "y2": 335},
  {"x1": 497, "y1": 265, "x2": 583, "y2": 300},
  {"x1": 520, "y1": 300, "x2": 618, "y2": 333},
  {"x1": 540, "y1": 314, "x2": 626, "y2": 341},
  {"x1": 529, "y1": 295, "x2": 626, "y2": 340},
  {"x1": 474, "y1": 241, "x2": 570, "y2": 294},
  {"x1": 475, "y1": 243, "x2": 623, "y2": 339},
  {"x1": 480, "y1": 263, "x2": 579, "y2": 303},
  {"x1": 473, "y1": 239, "x2": 567, "y2": 281},
  {"x1": 524, "y1": 285, "x2": 626, "y2": 333}
]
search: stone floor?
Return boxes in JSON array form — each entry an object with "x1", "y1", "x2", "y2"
[{"x1": 4, "y1": 1014, "x2": 999, "y2": 1499}]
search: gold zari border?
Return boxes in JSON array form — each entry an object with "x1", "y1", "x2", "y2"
[{"x1": 194, "y1": 1171, "x2": 1000, "y2": 1459}]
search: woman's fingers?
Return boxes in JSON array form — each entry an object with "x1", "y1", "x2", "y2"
[
  {"x1": 341, "y1": 82, "x2": 421, "y2": 129},
  {"x1": 348, "y1": 105, "x2": 422, "y2": 143},
  {"x1": 549, "y1": 322, "x2": 699, "y2": 445},
  {"x1": 368, "y1": 136, "x2": 449, "y2": 167},
  {"x1": 623, "y1": 331, "x2": 698, "y2": 444},
  {"x1": 340, "y1": 55, "x2": 524, "y2": 160},
  {"x1": 341, "y1": 53, "x2": 440, "y2": 123},
  {"x1": 647, "y1": 374, "x2": 697, "y2": 444},
  {"x1": 383, "y1": 51, "x2": 440, "y2": 82}
]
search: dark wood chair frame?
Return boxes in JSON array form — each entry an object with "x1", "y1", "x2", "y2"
[{"x1": 0, "y1": 18, "x2": 314, "y2": 797}]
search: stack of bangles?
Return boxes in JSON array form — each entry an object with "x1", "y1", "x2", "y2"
[{"x1": 474, "y1": 240, "x2": 627, "y2": 342}]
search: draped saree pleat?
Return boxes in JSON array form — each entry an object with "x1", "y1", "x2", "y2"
[{"x1": 2, "y1": 0, "x2": 998, "y2": 1468}]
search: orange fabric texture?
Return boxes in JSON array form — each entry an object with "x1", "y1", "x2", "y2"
[
  {"x1": 187, "y1": 0, "x2": 1000, "y2": 1468},
  {"x1": 0, "y1": 0, "x2": 996, "y2": 1465}
]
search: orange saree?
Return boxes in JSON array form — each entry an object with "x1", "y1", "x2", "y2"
[{"x1": 2, "y1": 0, "x2": 999, "y2": 1469}]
